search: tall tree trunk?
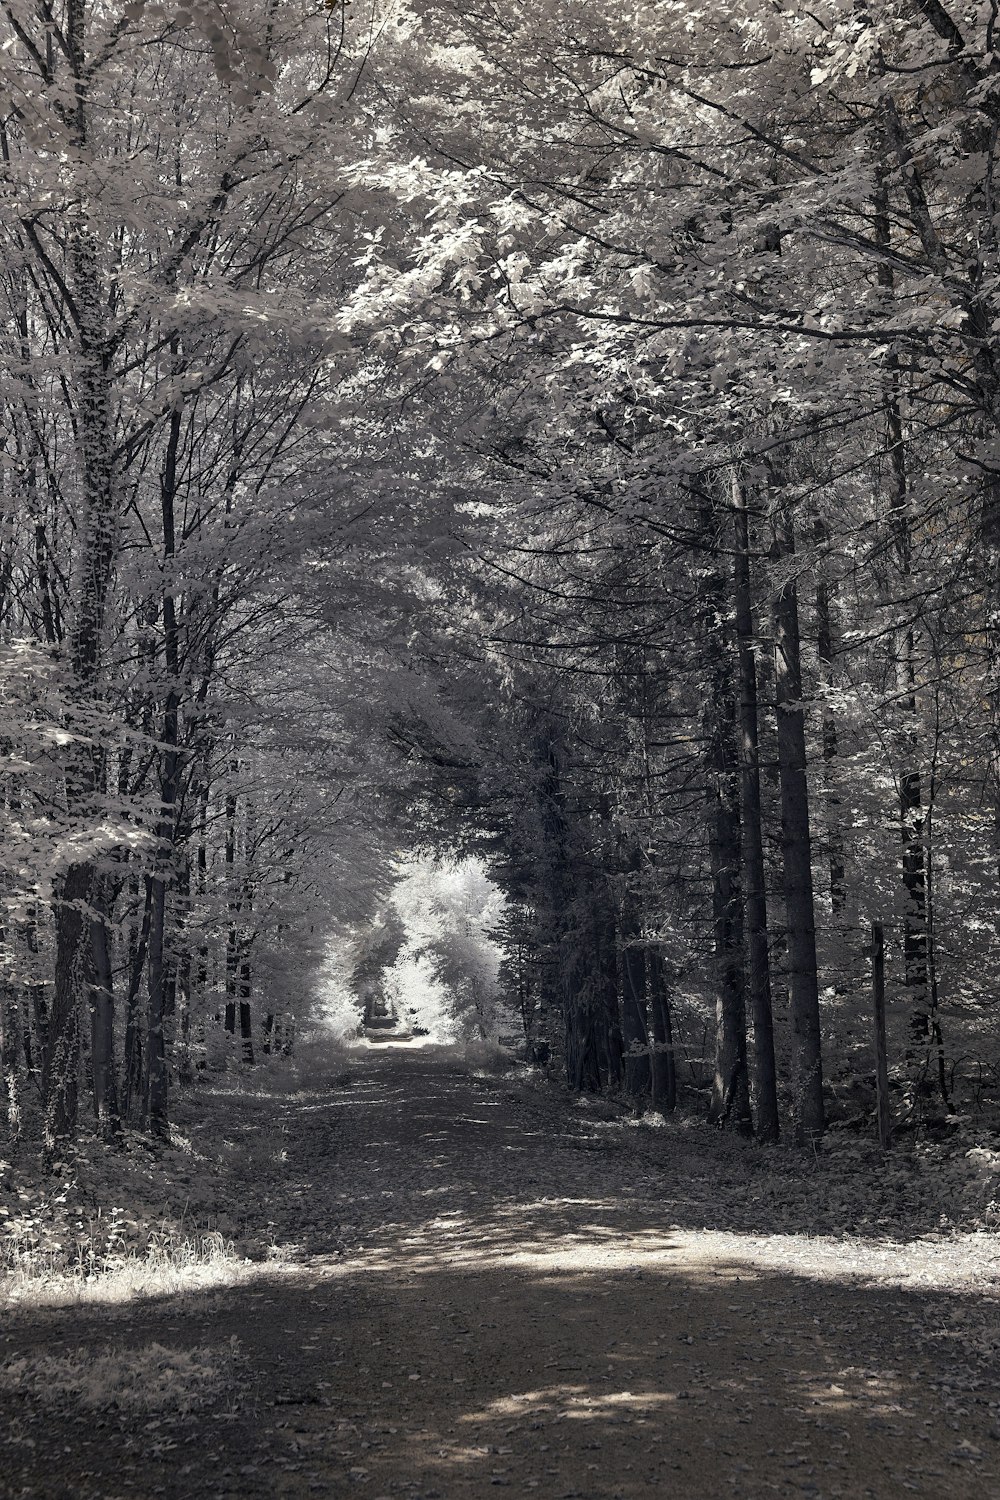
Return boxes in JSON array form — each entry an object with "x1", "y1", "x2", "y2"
[
  {"x1": 195, "y1": 765, "x2": 212, "y2": 1028},
  {"x1": 0, "y1": 928, "x2": 22, "y2": 1139},
  {"x1": 10, "y1": 287, "x2": 61, "y2": 649},
  {"x1": 122, "y1": 878, "x2": 152, "y2": 1127},
  {"x1": 145, "y1": 387, "x2": 184, "y2": 1137},
  {"x1": 619, "y1": 850, "x2": 651, "y2": 1101},
  {"x1": 175, "y1": 861, "x2": 193, "y2": 1086},
  {"x1": 732, "y1": 472, "x2": 779, "y2": 1142},
  {"x1": 594, "y1": 891, "x2": 623, "y2": 1090},
  {"x1": 239, "y1": 956, "x2": 255, "y2": 1066},
  {"x1": 884, "y1": 403, "x2": 931, "y2": 1047},
  {"x1": 48, "y1": 862, "x2": 89, "y2": 1147},
  {"x1": 534, "y1": 731, "x2": 573, "y2": 1080},
  {"x1": 696, "y1": 488, "x2": 751, "y2": 1134},
  {"x1": 647, "y1": 949, "x2": 676, "y2": 1114},
  {"x1": 923, "y1": 803, "x2": 949, "y2": 1108},
  {"x1": 146, "y1": 872, "x2": 169, "y2": 1136},
  {"x1": 89, "y1": 876, "x2": 119, "y2": 1139},
  {"x1": 47, "y1": 7, "x2": 121, "y2": 1144},
  {"x1": 770, "y1": 506, "x2": 824, "y2": 1144},
  {"x1": 620, "y1": 936, "x2": 650, "y2": 1100},
  {"x1": 873, "y1": 142, "x2": 938, "y2": 1070},
  {"x1": 813, "y1": 521, "x2": 847, "y2": 917},
  {"x1": 224, "y1": 779, "x2": 239, "y2": 1047},
  {"x1": 20, "y1": 902, "x2": 48, "y2": 1100}
]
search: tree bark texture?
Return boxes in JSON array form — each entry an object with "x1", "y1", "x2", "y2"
[
  {"x1": 697, "y1": 490, "x2": 752, "y2": 1134},
  {"x1": 813, "y1": 522, "x2": 847, "y2": 919},
  {"x1": 122, "y1": 879, "x2": 152, "y2": 1127},
  {"x1": 733, "y1": 473, "x2": 779, "y2": 1142},
  {"x1": 647, "y1": 949, "x2": 676, "y2": 1114},
  {"x1": 0, "y1": 958, "x2": 21, "y2": 1138},
  {"x1": 89, "y1": 878, "x2": 119, "y2": 1139},
  {"x1": 874, "y1": 139, "x2": 935, "y2": 1056},
  {"x1": 48, "y1": 863, "x2": 90, "y2": 1147},
  {"x1": 770, "y1": 508, "x2": 825, "y2": 1144},
  {"x1": 619, "y1": 856, "x2": 651, "y2": 1100},
  {"x1": 47, "y1": 6, "x2": 123, "y2": 1142},
  {"x1": 145, "y1": 387, "x2": 185, "y2": 1136}
]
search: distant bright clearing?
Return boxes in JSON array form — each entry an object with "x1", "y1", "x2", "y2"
[{"x1": 314, "y1": 853, "x2": 509, "y2": 1045}]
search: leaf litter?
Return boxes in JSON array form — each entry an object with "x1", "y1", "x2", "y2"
[{"x1": 0, "y1": 1046, "x2": 998, "y2": 1497}]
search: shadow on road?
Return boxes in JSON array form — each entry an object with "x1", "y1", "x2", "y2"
[{"x1": 1, "y1": 1050, "x2": 997, "y2": 1499}]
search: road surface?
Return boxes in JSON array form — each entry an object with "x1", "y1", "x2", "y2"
[{"x1": 1, "y1": 1047, "x2": 997, "y2": 1498}]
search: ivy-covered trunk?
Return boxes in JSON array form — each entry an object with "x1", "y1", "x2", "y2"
[{"x1": 47, "y1": 5, "x2": 122, "y2": 1145}]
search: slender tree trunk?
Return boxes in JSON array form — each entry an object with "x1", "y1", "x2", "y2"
[
  {"x1": 22, "y1": 905, "x2": 47, "y2": 1099},
  {"x1": 923, "y1": 822, "x2": 949, "y2": 1107},
  {"x1": 562, "y1": 889, "x2": 605, "y2": 1094},
  {"x1": 732, "y1": 472, "x2": 779, "y2": 1142},
  {"x1": 580, "y1": 1014, "x2": 602, "y2": 1091},
  {"x1": 533, "y1": 731, "x2": 574, "y2": 1082},
  {"x1": 874, "y1": 145, "x2": 936, "y2": 1063},
  {"x1": 619, "y1": 852, "x2": 651, "y2": 1100},
  {"x1": 620, "y1": 937, "x2": 650, "y2": 1099},
  {"x1": 770, "y1": 506, "x2": 824, "y2": 1144},
  {"x1": 175, "y1": 862, "x2": 193, "y2": 1086},
  {"x1": 647, "y1": 949, "x2": 676, "y2": 1114},
  {"x1": 562, "y1": 902, "x2": 604, "y2": 1094},
  {"x1": 697, "y1": 490, "x2": 752, "y2": 1133},
  {"x1": 887, "y1": 498, "x2": 931, "y2": 1048},
  {"x1": 48, "y1": 862, "x2": 89, "y2": 1147},
  {"x1": 871, "y1": 922, "x2": 892, "y2": 1151},
  {"x1": 145, "y1": 387, "x2": 184, "y2": 1137},
  {"x1": 595, "y1": 893, "x2": 623, "y2": 1091},
  {"x1": 122, "y1": 879, "x2": 152, "y2": 1126},
  {"x1": 813, "y1": 521, "x2": 847, "y2": 916},
  {"x1": 146, "y1": 873, "x2": 169, "y2": 1136},
  {"x1": 0, "y1": 928, "x2": 22, "y2": 1139},
  {"x1": 21, "y1": 1000, "x2": 35, "y2": 1095},
  {"x1": 224, "y1": 779, "x2": 239, "y2": 1049},
  {"x1": 195, "y1": 767, "x2": 212, "y2": 1027},
  {"x1": 89, "y1": 876, "x2": 119, "y2": 1139},
  {"x1": 239, "y1": 956, "x2": 255, "y2": 1066}
]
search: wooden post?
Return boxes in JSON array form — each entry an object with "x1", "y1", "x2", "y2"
[{"x1": 872, "y1": 922, "x2": 892, "y2": 1150}]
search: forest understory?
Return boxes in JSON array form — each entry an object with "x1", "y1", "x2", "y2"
[{"x1": 2, "y1": 1044, "x2": 999, "y2": 1500}]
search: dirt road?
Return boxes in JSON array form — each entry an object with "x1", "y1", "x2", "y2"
[{"x1": 2, "y1": 1048, "x2": 998, "y2": 1499}]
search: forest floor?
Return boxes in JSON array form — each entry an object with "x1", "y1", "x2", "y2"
[{"x1": 1, "y1": 1043, "x2": 1000, "y2": 1500}]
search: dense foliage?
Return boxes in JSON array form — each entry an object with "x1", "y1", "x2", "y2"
[{"x1": 2, "y1": 0, "x2": 1000, "y2": 1152}]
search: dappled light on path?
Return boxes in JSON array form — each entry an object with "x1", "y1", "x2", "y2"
[
  {"x1": 328, "y1": 1201, "x2": 997, "y2": 1293},
  {"x1": 2, "y1": 1048, "x2": 998, "y2": 1498}
]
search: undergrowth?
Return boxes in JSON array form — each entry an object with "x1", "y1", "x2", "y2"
[
  {"x1": 0, "y1": 1094, "x2": 279, "y2": 1305},
  {"x1": 0, "y1": 1034, "x2": 358, "y2": 1303},
  {"x1": 0, "y1": 1199, "x2": 252, "y2": 1305}
]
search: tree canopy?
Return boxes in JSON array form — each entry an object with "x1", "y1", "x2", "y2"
[{"x1": 2, "y1": 0, "x2": 1000, "y2": 1152}]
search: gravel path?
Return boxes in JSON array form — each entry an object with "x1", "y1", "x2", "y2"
[{"x1": 1, "y1": 1047, "x2": 998, "y2": 1499}]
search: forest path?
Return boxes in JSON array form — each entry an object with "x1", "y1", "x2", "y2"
[{"x1": 2, "y1": 1047, "x2": 998, "y2": 1500}]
